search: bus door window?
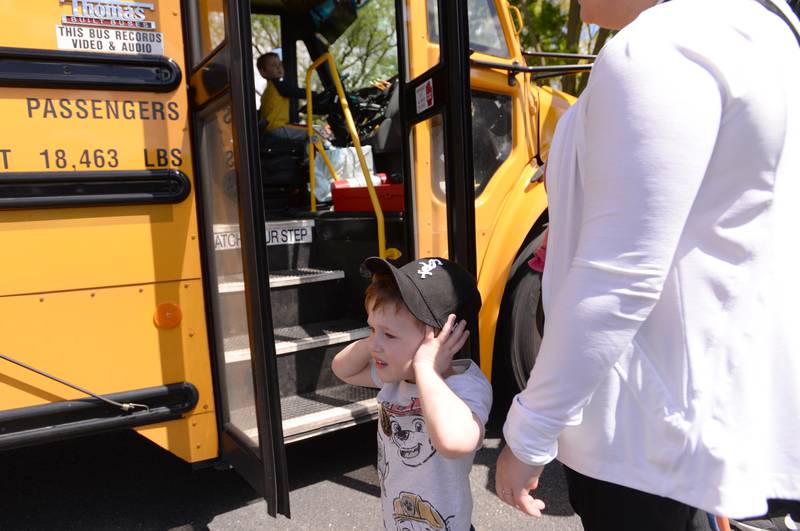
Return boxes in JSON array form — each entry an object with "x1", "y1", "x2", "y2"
[
  {"x1": 410, "y1": 114, "x2": 447, "y2": 258},
  {"x1": 427, "y1": 1, "x2": 440, "y2": 44},
  {"x1": 471, "y1": 91, "x2": 512, "y2": 196},
  {"x1": 192, "y1": 0, "x2": 226, "y2": 64},
  {"x1": 196, "y1": 99, "x2": 260, "y2": 440},
  {"x1": 418, "y1": 0, "x2": 512, "y2": 67},
  {"x1": 468, "y1": 0, "x2": 511, "y2": 58},
  {"x1": 402, "y1": 0, "x2": 441, "y2": 80},
  {"x1": 187, "y1": 0, "x2": 288, "y2": 514}
]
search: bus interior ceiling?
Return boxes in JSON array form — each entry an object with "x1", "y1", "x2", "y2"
[{"x1": 226, "y1": 0, "x2": 405, "y2": 442}]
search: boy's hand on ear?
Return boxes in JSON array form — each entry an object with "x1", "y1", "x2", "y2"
[{"x1": 413, "y1": 314, "x2": 469, "y2": 376}]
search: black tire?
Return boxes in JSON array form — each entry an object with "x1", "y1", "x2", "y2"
[{"x1": 492, "y1": 232, "x2": 546, "y2": 412}]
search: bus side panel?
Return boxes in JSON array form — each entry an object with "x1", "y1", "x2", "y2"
[
  {"x1": 476, "y1": 86, "x2": 574, "y2": 380},
  {"x1": 477, "y1": 175, "x2": 547, "y2": 380},
  {"x1": 537, "y1": 86, "x2": 577, "y2": 160},
  {"x1": 0, "y1": 1, "x2": 179, "y2": 52},
  {"x1": 0, "y1": 2, "x2": 219, "y2": 462},
  {"x1": 0, "y1": 0, "x2": 200, "y2": 296},
  {"x1": 0, "y1": 86, "x2": 201, "y2": 296},
  {"x1": 135, "y1": 406, "x2": 219, "y2": 463},
  {"x1": 0, "y1": 194, "x2": 202, "y2": 297},
  {"x1": 470, "y1": 64, "x2": 536, "y2": 271},
  {"x1": 0, "y1": 280, "x2": 218, "y2": 461}
]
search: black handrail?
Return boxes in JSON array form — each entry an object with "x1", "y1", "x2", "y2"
[
  {"x1": 0, "y1": 47, "x2": 182, "y2": 92},
  {"x1": 522, "y1": 50, "x2": 597, "y2": 61},
  {"x1": 0, "y1": 383, "x2": 199, "y2": 450},
  {"x1": 0, "y1": 169, "x2": 191, "y2": 209},
  {"x1": 470, "y1": 58, "x2": 593, "y2": 75}
]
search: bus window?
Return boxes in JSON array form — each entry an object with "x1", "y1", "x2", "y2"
[
  {"x1": 472, "y1": 91, "x2": 512, "y2": 196},
  {"x1": 251, "y1": 14, "x2": 281, "y2": 107},
  {"x1": 411, "y1": 114, "x2": 448, "y2": 258},
  {"x1": 198, "y1": 98, "x2": 265, "y2": 441},
  {"x1": 402, "y1": 0, "x2": 441, "y2": 80},
  {"x1": 427, "y1": 1, "x2": 440, "y2": 45},
  {"x1": 192, "y1": 0, "x2": 226, "y2": 65},
  {"x1": 468, "y1": 0, "x2": 510, "y2": 58}
]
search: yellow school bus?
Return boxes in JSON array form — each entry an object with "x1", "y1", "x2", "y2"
[{"x1": 0, "y1": 0, "x2": 581, "y2": 515}]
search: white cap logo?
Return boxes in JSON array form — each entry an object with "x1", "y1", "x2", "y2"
[{"x1": 417, "y1": 259, "x2": 443, "y2": 279}]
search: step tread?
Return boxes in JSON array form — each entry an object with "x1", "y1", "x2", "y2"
[
  {"x1": 232, "y1": 385, "x2": 379, "y2": 443},
  {"x1": 224, "y1": 318, "x2": 370, "y2": 362},
  {"x1": 217, "y1": 267, "x2": 344, "y2": 293},
  {"x1": 270, "y1": 267, "x2": 345, "y2": 287}
]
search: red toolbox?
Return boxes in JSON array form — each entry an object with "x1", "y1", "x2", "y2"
[{"x1": 331, "y1": 174, "x2": 405, "y2": 212}]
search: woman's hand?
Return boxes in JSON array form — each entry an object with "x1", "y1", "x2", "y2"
[
  {"x1": 412, "y1": 314, "x2": 469, "y2": 376},
  {"x1": 495, "y1": 445, "x2": 546, "y2": 517}
]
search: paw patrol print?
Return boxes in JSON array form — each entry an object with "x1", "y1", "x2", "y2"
[
  {"x1": 381, "y1": 399, "x2": 436, "y2": 467},
  {"x1": 393, "y1": 491, "x2": 450, "y2": 531}
]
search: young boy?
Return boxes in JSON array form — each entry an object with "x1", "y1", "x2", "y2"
[
  {"x1": 255, "y1": 52, "x2": 313, "y2": 143},
  {"x1": 332, "y1": 257, "x2": 492, "y2": 531}
]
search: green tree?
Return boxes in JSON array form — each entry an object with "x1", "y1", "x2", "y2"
[
  {"x1": 251, "y1": 0, "x2": 397, "y2": 94},
  {"x1": 510, "y1": 0, "x2": 611, "y2": 95},
  {"x1": 251, "y1": 14, "x2": 281, "y2": 61},
  {"x1": 330, "y1": 0, "x2": 397, "y2": 88}
]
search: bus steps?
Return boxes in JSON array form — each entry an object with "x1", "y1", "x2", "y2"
[
  {"x1": 273, "y1": 320, "x2": 371, "y2": 355},
  {"x1": 217, "y1": 267, "x2": 345, "y2": 293},
  {"x1": 214, "y1": 214, "x2": 401, "y2": 442},
  {"x1": 223, "y1": 318, "x2": 370, "y2": 362},
  {"x1": 231, "y1": 384, "x2": 379, "y2": 444}
]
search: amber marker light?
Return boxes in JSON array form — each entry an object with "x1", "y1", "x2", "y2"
[{"x1": 153, "y1": 302, "x2": 182, "y2": 329}]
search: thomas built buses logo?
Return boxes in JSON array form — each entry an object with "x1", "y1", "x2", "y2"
[{"x1": 61, "y1": 0, "x2": 157, "y2": 30}]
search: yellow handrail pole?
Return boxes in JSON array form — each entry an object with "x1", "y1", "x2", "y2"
[
  {"x1": 321, "y1": 53, "x2": 389, "y2": 259},
  {"x1": 306, "y1": 55, "x2": 329, "y2": 212},
  {"x1": 304, "y1": 53, "x2": 394, "y2": 259},
  {"x1": 308, "y1": 137, "x2": 317, "y2": 212},
  {"x1": 508, "y1": 4, "x2": 524, "y2": 36}
]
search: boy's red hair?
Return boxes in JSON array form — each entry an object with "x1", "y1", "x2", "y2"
[{"x1": 364, "y1": 273, "x2": 404, "y2": 314}]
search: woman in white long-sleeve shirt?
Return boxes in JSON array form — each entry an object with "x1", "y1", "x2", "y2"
[{"x1": 494, "y1": 0, "x2": 800, "y2": 528}]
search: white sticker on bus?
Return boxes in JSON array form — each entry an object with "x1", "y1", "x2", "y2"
[
  {"x1": 56, "y1": 25, "x2": 164, "y2": 55},
  {"x1": 415, "y1": 79, "x2": 434, "y2": 114},
  {"x1": 214, "y1": 225, "x2": 313, "y2": 251},
  {"x1": 265, "y1": 225, "x2": 313, "y2": 246},
  {"x1": 214, "y1": 231, "x2": 242, "y2": 251}
]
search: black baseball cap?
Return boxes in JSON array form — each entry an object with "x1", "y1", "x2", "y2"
[{"x1": 362, "y1": 256, "x2": 482, "y2": 330}]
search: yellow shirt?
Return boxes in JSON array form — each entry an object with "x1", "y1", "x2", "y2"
[{"x1": 260, "y1": 82, "x2": 289, "y2": 131}]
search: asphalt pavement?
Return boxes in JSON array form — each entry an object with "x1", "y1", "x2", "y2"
[{"x1": 0, "y1": 416, "x2": 582, "y2": 530}]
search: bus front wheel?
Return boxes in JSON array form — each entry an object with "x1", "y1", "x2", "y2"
[{"x1": 492, "y1": 234, "x2": 545, "y2": 410}]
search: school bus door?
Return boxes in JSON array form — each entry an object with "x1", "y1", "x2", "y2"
[
  {"x1": 186, "y1": 0, "x2": 477, "y2": 518},
  {"x1": 396, "y1": 0, "x2": 480, "y2": 359},
  {"x1": 184, "y1": 0, "x2": 289, "y2": 517}
]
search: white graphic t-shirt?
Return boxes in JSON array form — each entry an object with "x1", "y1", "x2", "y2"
[{"x1": 372, "y1": 359, "x2": 492, "y2": 531}]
